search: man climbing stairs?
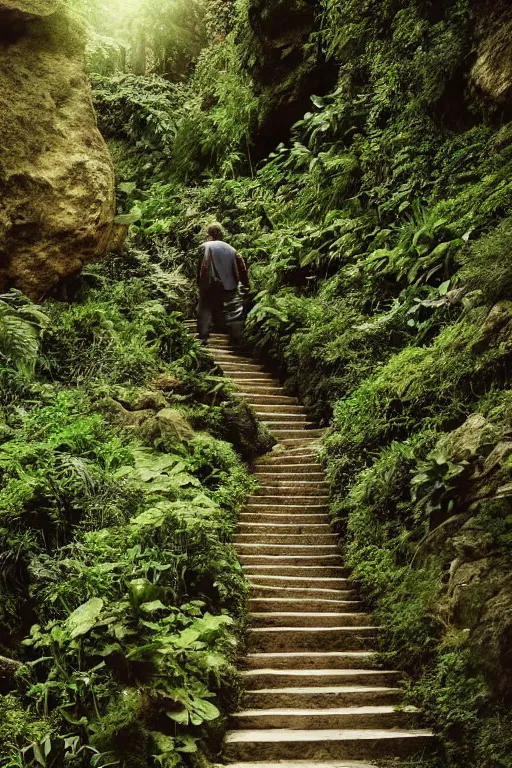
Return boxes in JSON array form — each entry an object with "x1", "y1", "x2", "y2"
[{"x1": 185, "y1": 322, "x2": 435, "y2": 766}]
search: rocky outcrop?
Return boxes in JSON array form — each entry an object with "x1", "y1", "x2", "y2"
[
  {"x1": 0, "y1": 0, "x2": 117, "y2": 300},
  {"x1": 472, "y1": 4, "x2": 512, "y2": 104},
  {"x1": 416, "y1": 408, "x2": 512, "y2": 699},
  {"x1": 1, "y1": 0, "x2": 57, "y2": 19},
  {"x1": 240, "y1": 0, "x2": 336, "y2": 158}
]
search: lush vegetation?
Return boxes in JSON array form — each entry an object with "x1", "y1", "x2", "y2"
[
  {"x1": 3, "y1": 0, "x2": 512, "y2": 765},
  {"x1": 0, "y1": 248, "x2": 273, "y2": 766},
  {"x1": 85, "y1": 0, "x2": 512, "y2": 765}
]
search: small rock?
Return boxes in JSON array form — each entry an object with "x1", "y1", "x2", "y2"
[
  {"x1": 152, "y1": 374, "x2": 181, "y2": 392},
  {"x1": 131, "y1": 391, "x2": 169, "y2": 412},
  {"x1": 155, "y1": 409, "x2": 194, "y2": 441},
  {"x1": 448, "y1": 557, "x2": 493, "y2": 629},
  {"x1": 461, "y1": 290, "x2": 485, "y2": 311},
  {"x1": 99, "y1": 398, "x2": 154, "y2": 428}
]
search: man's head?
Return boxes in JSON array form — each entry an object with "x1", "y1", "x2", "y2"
[{"x1": 207, "y1": 222, "x2": 224, "y2": 241}]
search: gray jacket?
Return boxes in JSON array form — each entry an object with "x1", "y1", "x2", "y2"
[{"x1": 201, "y1": 240, "x2": 240, "y2": 291}]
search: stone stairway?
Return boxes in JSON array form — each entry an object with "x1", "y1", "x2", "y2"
[{"x1": 185, "y1": 322, "x2": 435, "y2": 767}]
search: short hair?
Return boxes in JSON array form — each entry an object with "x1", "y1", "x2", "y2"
[{"x1": 207, "y1": 221, "x2": 224, "y2": 240}]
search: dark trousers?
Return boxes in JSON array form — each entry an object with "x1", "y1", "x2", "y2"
[{"x1": 197, "y1": 289, "x2": 236, "y2": 339}]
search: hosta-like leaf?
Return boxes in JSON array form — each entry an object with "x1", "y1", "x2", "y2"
[{"x1": 66, "y1": 598, "x2": 103, "y2": 639}]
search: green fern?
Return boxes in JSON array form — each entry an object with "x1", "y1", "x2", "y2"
[{"x1": 0, "y1": 291, "x2": 49, "y2": 375}]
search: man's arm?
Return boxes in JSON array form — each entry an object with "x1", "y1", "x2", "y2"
[
  {"x1": 198, "y1": 247, "x2": 210, "y2": 293},
  {"x1": 235, "y1": 253, "x2": 250, "y2": 288}
]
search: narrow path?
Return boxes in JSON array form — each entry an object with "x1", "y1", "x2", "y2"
[{"x1": 186, "y1": 323, "x2": 435, "y2": 767}]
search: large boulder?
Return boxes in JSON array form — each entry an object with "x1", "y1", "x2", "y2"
[
  {"x1": 0, "y1": 1, "x2": 117, "y2": 300},
  {"x1": 0, "y1": 0, "x2": 57, "y2": 18}
]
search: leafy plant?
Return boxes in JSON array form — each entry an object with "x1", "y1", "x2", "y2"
[{"x1": 0, "y1": 291, "x2": 49, "y2": 375}]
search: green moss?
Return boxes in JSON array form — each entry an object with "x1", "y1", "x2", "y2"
[{"x1": 457, "y1": 218, "x2": 512, "y2": 303}]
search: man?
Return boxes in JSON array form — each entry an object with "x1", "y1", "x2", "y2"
[{"x1": 197, "y1": 222, "x2": 250, "y2": 343}]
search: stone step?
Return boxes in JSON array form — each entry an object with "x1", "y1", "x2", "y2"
[
  {"x1": 244, "y1": 565, "x2": 346, "y2": 578},
  {"x1": 243, "y1": 652, "x2": 375, "y2": 671},
  {"x1": 254, "y1": 405, "x2": 308, "y2": 415},
  {"x1": 255, "y1": 480, "x2": 329, "y2": 496},
  {"x1": 230, "y1": 372, "x2": 277, "y2": 381},
  {"x1": 240, "y1": 555, "x2": 344, "y2": 567},
  {"x1": 254, "y1": 459, "x2": 321, "y2": 470},
  {"x1": 239, "y1": 514, "x2": 330, "y2": 525},
  {"x1": 279, "y1": 439, "x2": 324, "y2": 448},
  {"x1": 245, "y1": 504, "x2": 329, "y2": 514},
  {"x1": 249, "y1": 585, "x2": 357, "y2": 601},
  {"x1": 249, "y1": 495, "x2": 330, "y2": 505},
  {"x1": 221, "y1": 362, "x2": 267, "y2": 372},
  {"x1": 206, "y1": 341, "x2": 232, "y2": 348},
  {"x1": 272, "y1": 429, "x2": 325, "y2": 439},
  {"x1": 236, "y1": 533, "x2": 336, "y2": 546},
  {"x1": 236, "y1": 393, "x2": 299, "y2": 405},
  {"x1": 248, "y1": 627, "x2": 377, "y2": 653},
  {"x1": 255, "y1": 484, "x2": 328, "y2": 495},
  {"x1": 247, "y1": 575, "x2": 350, "y2": 590},
  {"x1": 241, "y1": 669, "x2": 402, "y2": 691},
  {"x1": 238, "y1": 547, "x2": 339, "y2": 558},
  {"x1": 235, "y1": 377, "x2": 281, "y2": 386},
  {"x1": 232, "y1": 705, "x2": 414, "y2": 731},
  {"x1": 249, "y1": 598, "x2": 362, "y2": 613},
  {"x1": 237, "y1": 523, "x2": 333, "y2": 535},
  {"x1": 241, "y1": 685, "x2": 402, "y2": 711},
  {"x1": 254, "y1": 466, "x2": 322, "y2": 476},
  {"x1": 238, "y1": 515, "x2": 330, "y2": 525},
  {"x1": 249, "y1": 613, "x2": 371, "y2": 629},
  {"x1": 256, "y1": 411, "x2": 309, "y2": 421},
  {"x1": 228, "y1": 761, "x2": 375, "y2": 768},
  {"x1": 209, "y1": 348, "x2": 252, "y2": 358},
  {"x1": 265, "y1": 423, "x2": 317, "y2": 432},
  {"x1": 256, "y1": 448, "x2": 321, "y2": 461},
  {"x1": 262, "y1": 417, "x2": 313, "y2": 425},
  {"x1": 224, "y1": 729, "x2": 435, "y2": 762},
  {"x1": 255, "y1": 472, "x2": 325, "y2": 482},
  {"x1": 235, "y1": 384, "x2": 285, "y2": 393}
]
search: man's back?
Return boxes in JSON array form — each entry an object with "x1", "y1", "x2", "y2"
[{"x1": 202, "y1": 239, "x2": 238, "y2": 291}]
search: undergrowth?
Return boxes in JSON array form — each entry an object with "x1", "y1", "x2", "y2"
[
  {"x1": 5, "y1": 0, "x2": 512, "y2": 765},
  {"x1": 0, "y1": 251, "x2": 271, "y2": 767}
]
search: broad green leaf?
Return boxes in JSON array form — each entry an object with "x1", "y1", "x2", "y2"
[
  {"x1": 176, "y1": 738, "x2": 198, "y2": 753},
  {"x1": 174, "y1": 627, "x2": 201, "y2": 648},
  {"x1": 167, "y1": 709, "x2": 189, "y2": 725},
  {"x1": 194, "y1": 698, "x2": 220, "y2": 721},
  {"x1": 131, "y1": 506, "x2": 168, "y2": 529},
  {"x1": 118, "y1": 181, "x2": 137, "y2": 195},
  {"x1": 140, "y1": 600, "x2": 167, "y2": 613},
  {"x1": 311, "y1": 94, "x2": 325, "y2": 108},
  {"x1": 114, "y1": 205, "x2": 142, "y2": 226},
  {"x1": 66, "y1": 598, "x2": 103, "y2": 639},
  {"x1": 128, "y1": 578, "x2": 157, "y2": 608}
]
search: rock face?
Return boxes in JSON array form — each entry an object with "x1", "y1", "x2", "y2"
[
  {"x1": 472, "y1": 5, "x2": 512, "y2": 104},
  {"x1": 0, "y1": 0, "x2": 117, "y2": 300},
  {"x1": 416, "y1": 405, "x2": 512, "y2": 700},
  {"x1": 241, "y1": 0, "x2": 336, "y2": 158}
]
